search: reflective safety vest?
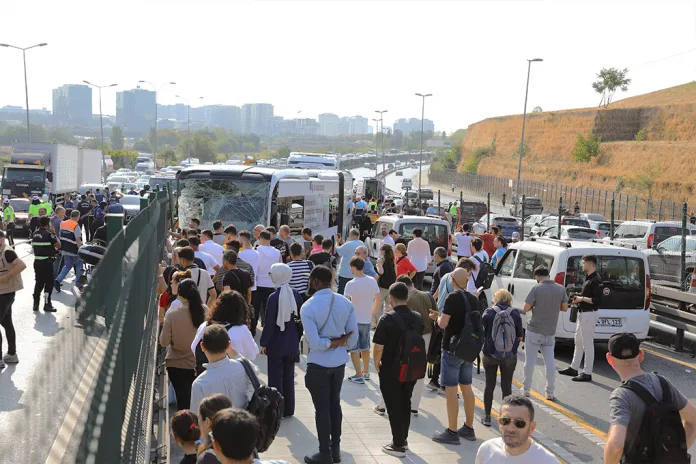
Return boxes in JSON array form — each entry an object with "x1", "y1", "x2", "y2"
[{"x1": 59, "y1": 219, "x2": 80, "y2": 255}]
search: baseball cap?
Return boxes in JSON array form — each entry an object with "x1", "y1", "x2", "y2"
[
  {"x1": 608, "y1": 333, "x2": 640, "y2": 360},
  {"x1": 2, "y1": 199, "x2": 9, "y2": 204},
  {"x1": 32, "y1": 196, "x2": 40, "y2": 201},
  {"x1": 512, "y1": 232, "x2": 520, "y2": 239}
]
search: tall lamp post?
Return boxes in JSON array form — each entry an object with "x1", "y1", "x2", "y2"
[
  {"x1": 0, "y1": 42, "x2": 47, "y2": 142},
  {"x1": 83, "y1": 81, "x2": 117, "y2": 183},
  {"x1": 371, "y1": 118, "x2": 381, "y2": 175},
  {"x1": 375, "y1": 110, "x2": 387, "y2": 175},
  {"x1": 415, "y1": 93, "x2": 432, "y2": 203},
  {"x1": 513, "y1": 58, "x2": 543, "y2": 217},
  {"x1": 175, "y1": 95, "x2": 203, "y2": 162},
  {"x1": 138, "y1": 80, "x2": 176, "y2": 165}
]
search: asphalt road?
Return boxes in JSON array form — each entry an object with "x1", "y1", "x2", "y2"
[{"x1": 365, "y1": 166, "x2": 696, "y2": 463}]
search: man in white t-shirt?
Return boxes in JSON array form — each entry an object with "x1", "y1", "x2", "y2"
[
  {"x1": 189, "y1": 236, "x2": 221, "y2": 279},
  {"x1": 382, "y1": 229, "x2": 399, "y2": 249},
  {"x1": 199, "y1": 229, "x2": 225, "y2": 265},
  {"x1": 455, "y1": 224, "x2": 473, "y2": 258},
  {"x1": 344, "y1": 256, "x2": 381, "y2": 385},
  {"x1": 406, "y1": 228, "x2": 431, "y2": 291},
  {"x1": 172, "y1": 246, "x2": 216, "y2": 309},
  {"x1": 475, "y1": 394, "x2": 557, "y2": 463},
  {"x1": 253, "y1": 230, "x2": 281, "y2": 335}
]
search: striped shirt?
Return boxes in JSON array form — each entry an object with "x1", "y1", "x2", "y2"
[{"x1": 288, "y1": 259, "x2": 314, "y2": 294}]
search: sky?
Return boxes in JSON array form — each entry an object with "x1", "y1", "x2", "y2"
[{"x1": 1, "y1": 0, "x2": 695, "y2": 133}]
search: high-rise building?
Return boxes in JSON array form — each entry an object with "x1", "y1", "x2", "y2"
[
  {"x1": 294, "y1": 118, "x2": 320, "y2": 136},
  {"x1": 204, "y1": 105, "x2": 241, "y2": 132},
  {"x1": 241, "y1": 103, "x2": 274, "y2": 135},
  {"x1": 349, "y1": 115, "x2": 369, "y2": 135},
  {"x1": 157, "y1": 103, "x2": 189, "y2": 122},
  {"x1": 115, "y1": 88, "x2": 156, "y2": 134},
  {"x1": 272, "y1": 116, "x2": 295, "y2": 135},
  {"x1": 52, "y1": 84, "x2": 92, "y2": 126},
  {"x1": 338, "y1": 117, "x2": 350, "y2": 135},
  {"x1": 393, "y1": 118, "x2": 435, "y2": 135},
  {"x1": 318, "y1": 113, "x2": 339, "y2": 137}
]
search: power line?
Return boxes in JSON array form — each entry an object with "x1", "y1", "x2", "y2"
[{"x1": 630, "y1": 47, "x2": 696, "y2": 68}]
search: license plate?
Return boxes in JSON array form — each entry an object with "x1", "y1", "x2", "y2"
[{"x1": 597, "y1": 318, "x2": 622, "y2": 327}]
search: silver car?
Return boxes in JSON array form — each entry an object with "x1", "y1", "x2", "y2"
[{"x1": 643, "y1": 235, "x2": 696, "y2": 288}]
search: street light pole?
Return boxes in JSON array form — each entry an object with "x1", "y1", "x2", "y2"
[
  {"x1": 84, "y1": 81, "x2": 117, "y2": 183},
  {"x1": 514, "y1": 58, "x2": 543, "y2": 217},
  {"x1": 0, "y1": 43, "x2": 48, "y2": 142},
  {"x1": 138, "y1": 80, "x2": 176, "y2": 165},
  {"x1": 175, "y1": 95, "x2": 203, "y2": 163},
  {"x1": 415, "y1": 93, "x2": 432, "y2": 204},
  {"x1": 375, "y1": 110, "x2": 387, "y2": 175}
]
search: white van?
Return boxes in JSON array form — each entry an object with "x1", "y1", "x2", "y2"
[
  {"x1": 603, "y1": 220, "x2": 696, "y2": 250},
  {"x1": 401, "y1": 178, "x2": 413, "y2": 190},
  {"x1": 365, "y1": 214, "x2": 451, "y2": 277},
  {"x1": 489, "y1": 238, "x2": 651, "y2": 341}
]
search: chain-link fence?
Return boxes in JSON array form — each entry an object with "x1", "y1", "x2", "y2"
[{"x1": 429, "y1": 170, "x2": 690, "y2": 222}]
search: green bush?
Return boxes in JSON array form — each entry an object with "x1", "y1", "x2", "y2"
[
  {"x1": 572, "y1": 132, "x2": 601, "y2": 163},
  {"x1": 635, "y1": 128, "x2": 647, "y2": 141}
]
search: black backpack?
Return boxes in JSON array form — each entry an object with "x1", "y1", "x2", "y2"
[
  {"x1": 620, "y1": 375, "x2": 690, "y2": 464},
  {"x1": 392, "y1": 313, "x2": 427, "y2": 382},
  {"x1": 473, "y1": 255, "x2": 495, "y2": 290},
  {"x1": 239, "y1": 358, "x2": 284, "y2": 453},
  {"x1": 449, "y1": 291, "x2": 484, "y2": 363},
  {"x1": 194, "y1": 322, "x2": 233, "y2": 377}
]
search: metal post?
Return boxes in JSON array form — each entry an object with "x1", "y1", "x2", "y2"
[
  {"x1": 98, "y1": 87, "x2": 105, "y2": 181},
  {"x1": 646, "y1": 199, "x2": 650, "y2": 220},
  {"x1": 437, "y1": 189, "x2": 441, "y2": 215},
  {"x1": 633, "y1": 198, "x2": 637, "y2": 220},
  {"x1": 617, "y1": 193, "x2": 621, "y2": 220},
  {"x1": 658, "y1": 200, "x2": 663, "y2": 221},
  {"x1": 672, "y1": 202, "x2": 676, "y2": 221},
  {"x1": 681, "y1": 202, "x2": 688, "y2": 290},
  {"x1": 521, "y1": 194, "x2": 526, "y2": 241},
  {"x1": 22, "y1": 49, "x2": 31, "y2": 141},
  {"x1": 416, "y1": 93, "x2": 431, "y2": 205},
  {"x1": 558, "y1": 197, "x2": 562, "y2": 238},
  {"x1": 603, "y1": 191, "x2": 608, "y2": 217},
  {"x1": 610, "y1": 199, "x2": 615, "y2": 239},
  {"x1": 487, "y1": 192, "x2": 491, "y2": 231}
]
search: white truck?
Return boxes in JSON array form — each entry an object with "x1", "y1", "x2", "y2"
[
  {"x1": 77, "y1": 148, "x2": 103, "y2": 185},
  {"x1": 3, "y1": 142, "x2": 80, "y2": 199}
]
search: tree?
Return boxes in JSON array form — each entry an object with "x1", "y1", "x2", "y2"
[
  {"x1": 48, "y1": 127, "x2": 78, "y2": 145},
  {"x1": 148, "y1": 127, "x2": 157, "y2": 152},
  {"x1": 633, "y1": 163, "x2": 662, "y2": 198},
  {"x1": 449, "y1": 129, "x2": 467, "y2": 146},
  {"x1": 191, "y1": 133, "x2": 217, "y2": 163},
  {"x1": 161, "y1": 148, "x2": 177, "y2": 165},
  {"x1": 84, "y1": 138, "x2": 101, "y2": 149},
  {"x1": 440, "y1": 148, "x2": 461, "y2": 170},
  {"x1": 532, "y1": 106, "x2": 543, "y2": 113},
  {"x1": 278, "y1": 146, "x2": 291, "y2": 158},
  {"x1": 111, "y1": 125, "x2": 124, "y2": 150},
  {"x1": 133, "y1": 140, "x2": 151, "y2": 152},
  {"x1": 592, "y1": 67, "x2": 631, "y2": 108},
  {"x1": 572, "y1": 132, "x2": 601, "y2": 163}
]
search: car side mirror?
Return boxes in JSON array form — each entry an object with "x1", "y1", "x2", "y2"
[{"x1": 534, "y1": 222, "x2": 540, "y2": 226}]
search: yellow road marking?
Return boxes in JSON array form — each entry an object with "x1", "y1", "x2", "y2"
[{"x1": 643, "y1": 346, "x2": 696, "y2": 370}]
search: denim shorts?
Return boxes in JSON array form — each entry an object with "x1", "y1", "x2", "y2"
[
  {"x1": 351, "y1": 323, "x2": 371, "y2": 352},
  {"x1": 440, "y1": 350, "x2": 473, "y2": 387}
]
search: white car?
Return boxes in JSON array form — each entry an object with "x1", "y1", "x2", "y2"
[
  {"x1": 472, "y1": 214, "x2": 522, "y2": 239},
  {"x1": 522, "y1": 214, "x2": 549, "y2": 236},
  {"x1": 539, "y1": 225, "x2": 600, "y2": 241},
  {"x1": 490, "y1": 238, "x2": 651, "y2": 340},
  {"x1": 603, "y1": 220, "x2": 696, "y2": 250}
]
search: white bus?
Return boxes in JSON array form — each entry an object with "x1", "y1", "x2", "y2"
[
  {"x1": 287, "y1": 152, "x2": 340, "y2": 170},
  {"x1": 177, "y1": 166, "x2": 353, "y2": 242}
]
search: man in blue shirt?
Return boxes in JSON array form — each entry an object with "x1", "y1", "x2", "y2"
[
  {"x1": 301, "y1": 266, "x2": 358, "y2": 464},
  {"x1": 355, "y1": 245, "x2": 376, "y2": 277},
  {"x1": 335, "y1": 228, "x2": 363, "y2": 295},
  {"x1": 106, "y1": 196, "x2": 124, "y2": 214}
]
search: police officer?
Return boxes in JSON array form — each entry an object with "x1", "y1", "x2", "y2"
[
  {"x1": 32, "y1": 216, "x2": 60, "y2": 312},
  {"x1": 77, "y1": 194, "x2": 93, "y2": 242},
  {"x1": 3, "y1": 199, "x2": 15, "y2": 248},
  {"x1": 40, "y1": 194, "x2": 53, "y2": 216},
  {"x1": 107, "y1": 196, "x2": 124, "y2": 214},
  {"x1": 559, "y1": 254, "x2": 603, "y2": 382}
]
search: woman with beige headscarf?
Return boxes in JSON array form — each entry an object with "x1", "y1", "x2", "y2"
[{"x1": 259, "y1": 263, "x2": 304, "y2": 417}]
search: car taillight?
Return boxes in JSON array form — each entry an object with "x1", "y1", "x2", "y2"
[
  {"x1": 554, "y1": 272, "x2": 565, "y2": 285},
  {"x1": 645, "y1": 274, "x2": 651, "y2": 310},
  {"x1": 647, "y1": 233, "x2": 654, "y2": 248},
  {"x1": 597, "y1": 230, "x2": 602, "y2": 236},
  {"x1": 448, "y1": 234, "x2": 452, "y2": 256}
]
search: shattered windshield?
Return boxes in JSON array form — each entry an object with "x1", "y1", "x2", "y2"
[{"x1": 178, "y1": 178, "x2": 270, "y2": 231}]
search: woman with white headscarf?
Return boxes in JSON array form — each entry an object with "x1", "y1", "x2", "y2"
[{"x1": 259, "y1": 263, "x2": 304, "y2": 417}]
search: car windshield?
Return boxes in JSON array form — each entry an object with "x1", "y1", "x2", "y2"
[
  {"x1": 567, "y1": 228, "x2": 598, "y2": 240},
  {"x1": 614, "y1": 223, "x2": 648, "y2": 239},
  {"x1": 178, "y1": 178, "x2": 270, "y2": 231},
  {"x1": 598, "y1": 223, "x2": 611, "y2": 231},
  {"x1": 586, "y1": 214, "x2": 607, "y2": 221},
  {"x1": 9, "y1": 199, "x2": 29, "y2": 212},
  {"x1": 398, "y1": 223, "x2": 448, "y2": 253},
  {"x1": 4, "y1": 167, "x2": 44, "y2": 182},
  {"x1": 566, "y1": 256, "x2": 645, "y2": 309},
  {"x1": 654, "y1": 226, "x2": 688, "y2": 244},
  {"x1": 562, "y1": 218, "x2": 590, "y2": 227}
]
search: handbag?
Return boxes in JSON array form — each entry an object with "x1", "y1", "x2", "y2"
[{"x1": 569, "y1": 304, "x2": 579, "y2": 323}]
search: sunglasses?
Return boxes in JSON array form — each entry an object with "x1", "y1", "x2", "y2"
[{"x1": 499, "y1": 417, "x2": 527, "y2": 428}]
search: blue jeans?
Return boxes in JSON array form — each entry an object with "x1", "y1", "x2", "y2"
[
  {"x1": 523, "y1": 330, "x2": 556, "y2": 394},
  {"x1": 305, "y1": 363, "x2": 345, "y2": 454},
  {"x1": 440, "y1": 350, "x2": 473, "y2": 387},
  {"x1": 53, "y1": 254, "x2": 63, "y2": 277},
  {"x1": 56, "y1": 254, "x2": 83, "y2": 288}
]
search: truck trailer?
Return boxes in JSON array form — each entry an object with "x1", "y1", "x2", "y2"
[
  {"x1": 77, "y1": 148, "x2": 104, "y2": 186},
  {"x1": 3, "y1": 142, "x2": 80, "y2": 199}
]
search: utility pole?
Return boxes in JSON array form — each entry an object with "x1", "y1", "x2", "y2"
[
  {"x1": 415, "y1": 93, "x2": 432, "y2": 204},
  {"x1": 84, "y1": 81, "x2": 118, "y2": 182}
]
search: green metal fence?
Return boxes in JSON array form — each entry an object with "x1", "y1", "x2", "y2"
[{"x1": 74, "y1": 189, "x2": 170, "y2": 463}]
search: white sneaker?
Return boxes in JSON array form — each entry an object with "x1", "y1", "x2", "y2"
[
  {"x1": 2, "y1": 353, "x2": 18, "y2": 363},
  {"x1": 545, "y1": 391, "x2": 555, "y2": 401}
]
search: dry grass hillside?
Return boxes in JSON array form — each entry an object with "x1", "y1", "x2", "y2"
[{"x1": 457, "y1": 82, "x2": 696, "y2": 203}]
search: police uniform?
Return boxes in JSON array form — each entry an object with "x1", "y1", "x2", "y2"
[
  {"x1": 77, "y1": 199, "x2": 92, "y2": 242},
  {"x1": 32, "y1": 226, "x2": 58, "y2": 311}
]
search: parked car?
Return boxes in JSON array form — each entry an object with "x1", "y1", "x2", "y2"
[
  {"x1": 459, "y1": 201, "x2": 488, "y2": 226},
  {"x1": 539, "y1": 225, "x2": 600, "y2": 241},
  {"x1": 529, "y1": 216, "x2": 590, "y2": 237},
  {"x1": 472, "y1": 214, "x2": 522, "y2": 239},
  {"x1": 603, "y1": 220, "x2": 696, "y2": 250},
  {"x1": 590, "y1": 221, "x2": 612, "y2": 238},
  {"x1": 522, "y1": 213, "x2": 549, "y2": 236},
  {"x1": 490, "y1": 238, "x2": 651, "y2": 340},
  {"x1": 509, "y1": 196, "x2": 543, "y2": 216},
  {"x1": 78, "y1": 183, "x2": 105, "y2": 195},
  {"x1": 9, "y1": 198, "x2": 30, "y2": 237},
  {"x1": 578, "y1": 213, "x2": 607, "y2": 222},
  {"x1": 121, "y1": 194, "x2": 147, "y2": 224},
  {"x1": 643, "y1": 235, "x2": 696, "y2": 288}
]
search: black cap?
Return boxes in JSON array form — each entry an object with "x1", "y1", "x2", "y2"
[{"x1": 608, "y1": 333, "x2": 640, "y2": 360}]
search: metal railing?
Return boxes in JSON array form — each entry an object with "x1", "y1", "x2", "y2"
[
  {"x1": 74, "y1": 189, "x2": 171, "y2": 463},
  {"x1": 429, "y1": 169, "x2": 689, "y2": 222}
]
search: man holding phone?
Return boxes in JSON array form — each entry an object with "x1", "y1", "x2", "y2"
[{"x1": 301, "y1": 266, "x2": 358, "y2": 464}]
